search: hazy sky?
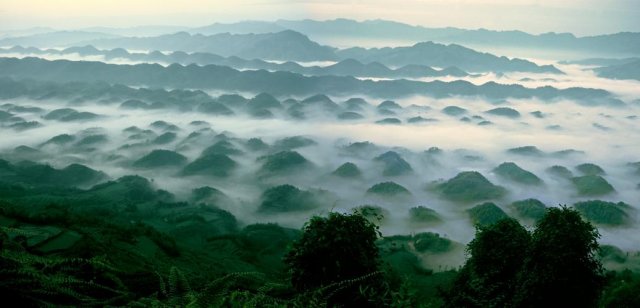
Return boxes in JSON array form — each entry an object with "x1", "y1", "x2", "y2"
[{"x1": 0, "y1": 0, "x2": 638, "y2": 35}]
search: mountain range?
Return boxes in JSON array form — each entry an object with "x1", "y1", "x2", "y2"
[
  {"x1": 0, "y1": 57, "x2": 615, "y2": 103},
  {"x1": 0, "y1": 31, "x2": 120, "y2": 48},
  {"x1": 0, "y1": 31, "x2": 559, "y2": 73},
  {"x1": 0, "y1": 45, "x2": 469, "y2": 79},
  {"x1": 2, "y1": 19, "x2": 637, "y2": 58},
  {"x1": 336, "y1": 42, "x2": 562, "y2": 73},
  {"x1": 85, "y1": 30, "x2": 337, "y2": 62},
  {"x1": 191, "y1": 19, "x2": 640, "y2": 57},
  {"x1": 594, "y1": 60, "x2": 640, "y2": 81}
]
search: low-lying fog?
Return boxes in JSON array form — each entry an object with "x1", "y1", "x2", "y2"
[
  {"x1": 4, "y1": 49, "x2": 639, "y2": 102},
  {"x1": 2, "y1": 73, "x2": 639, "y2": 252},
  {"x1": 1, "y1": 39, "x2": 639, "y2": 263}
]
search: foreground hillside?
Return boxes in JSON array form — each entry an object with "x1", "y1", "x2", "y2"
[{"x1": 1, "y1": 173, "x2": 639, "y2": 306}]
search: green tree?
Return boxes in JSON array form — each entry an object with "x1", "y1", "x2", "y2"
[
  {"x1": 514, "y1": 206, "x2": 604, "y2": 307},
  {"x1": 443, "y1": 218, "x2": 530, "y2": 307},
  {"x1": 600, "y1": 270, "x2": 640, "y2": 307},
  {"x1": 284, "y1": 212, "x2": 384, "y2": 306}
]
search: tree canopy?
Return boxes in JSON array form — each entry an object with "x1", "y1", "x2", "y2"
[
  {"x1": 445, "y1": 207, "x2": 605, "y2": 308},
  {"x1": 514, "y1": 206, "x2": 605, "y2": 307},
  {"x1": 283, "y1": 211, "x2": 384, "y2": 306},
  {"x1": 444, "y1": 218, "x2": 530, "y2": 307}
]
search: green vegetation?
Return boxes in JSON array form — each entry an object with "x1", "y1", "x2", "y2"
[
  {"x1": 150, "y1": 120, "x2": 178, "y2": 131},
  {"x1": 510, "y1": 198, "x2": 547, "y2": 221},
  {"x1": 353, "y1": 205, "x2": 389, "y2": 223},
  {"x1": 121, "y1": 99, "x2": 151, "y2": 109},
  {"x1": 485, "y1": 107, "x2": 520, "y2": 118},
  {"x1": 245, "y1": 138, "x2": 269, "y2": 151},
  {"x1": 467, "y1": 202, "x2": 509, "y2": 226},
  {"x1": 409, "y1": 206, "x2": 442, "y2": 224},
  {"x1": 407, "y1": 116, "x2": 436, "y2": 123},
  {"x1": 378, "y1": 108, "x2": 396, "y2": 116},
  {"x1": 576, "y1": 163, "x2": 606, "y2": 175},
  {"x1": 202, "y1": 140, "x2": 243, "y2": 156},
  {"x1": 301, "y1": 94, "x2": 338, "y2": 111},
  {"x1": 76, "y1": 134, "x2": 108, "y2": 147},
  {"x1": 190, "y1": 186, "x2": 229, "y2": 206},
  {"x1": 0, "y1": 59, "x2": 608, "y2": 100},
  {"x1": 197, "y1": 100, "x2": 234, "y2": 115},
  {"x1": 273, "y1": 136, "x2": 317, "y2": 150},
  {"x1": 445, "y1": 208, "x2": 606, "y2": 307},
  {"x1": 0, "y1": 175, "x2": 635, "y2": 306},
  {"x1": 133, "y1": 149, "x2": 187, "y2": 168},
  {"x1": 378, "y1": 100, "x2": 401, "y2": 109},
  {"x1": 366, "y1": 181, "x2": 412, "y2": 197},
  {"x1": 493, "y1": 162, "x2": 543, "y2": 185},
  {"x1": 374, "y1": 151, "x2": 413, "y2": 176},
  {"x1": 0, "y1": 176, "x2": 232, "y2": 304},
  {"x1": 44, "y1": 108, "x2": 100, "y2": 122},
  {"x1": 257, "y1": 150, "x2": 311, "y2": 176},
  {"x1": 375, "y1": 117, "x2": 402, "y2": 124},
  {"x1": 331, "y1": 162, "x2": 362, "y2": 178},
  {"x1": 246, "y1": 93, "x2": 282, "y2": 110},
  {"x1": 572, "y1": 175, "x2": 615, "y2": 196},
  {"x1": 181, "y1": 153, "x2": 237, "y2": 177},
  {"x1": 258, "y1": 184, "x2": 325, "y2": 213},
  {"x1": 547, "y1": 165, "x2": 574, "y2": 178},
  {"x1": 443, "y1": 218, "x2": 530, "y2": 307},
  {"x1": 0, "y1": 248, "x2": 133, "y2": 305},
  {"x1": 0, "y1": 159, "x2": 107, "y2": 187},
  {"x1": 413, "y1": 232, "x2": 453, "y2": 253},
  {"x1": 442, "y1": 105, "x2": 467, "y2": 116},
  {"x1": 337, "y1": 111, "x2": 364, "y2": 120},
  {"x1": 342, "y1": 141, "x2": 378, "y2": 156},
  {"x1": 343, "y1": 97, "x2": 368, "y2": 111},
  {"x1": 0, "y1": 22, "x2": 636, "y2": 307},
  {"x1": 507, "y1": 145, "x2": 544, "y2": 156},
  {"x1": 600, "y1": 270, "x2": 640, "y2": 307},
  {"x1": 152, "y1": 132, "x2": 177, "y2": 145},
  {"x1": 249, "y1": 108, "x2": 275, "y2": 118},
  {"x1": 514, "y1": 207, "x2": 605, "y2": 307},
  {"x1": 552, "y1": 149, "x2": 585, "y2": 157},
  {"x1": 433, "y1": 171, "x2": 506, "y2": 202},
  {"x1": 284, "y1": 212, "x2": 386, "y2": 306},
  {"x1": 42, "y1": 133, "x2": 75, "y2": 146},
  {"x1": 574, "y1": 200, "x2": 632, "y2": 226}
]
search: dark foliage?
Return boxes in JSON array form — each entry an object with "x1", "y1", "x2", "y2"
[
  {"x1": 284, "y1": 212, "x2": 385, "y2": 306},
  {"x1": 513, "y1": 207, "x2": 605, "y2": 307},
  {"x1": 443, "y1": 218, "x2": 530, "y2": 308}
]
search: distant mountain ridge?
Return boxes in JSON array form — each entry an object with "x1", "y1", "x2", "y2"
[
  {"x1": 0, "y1": 31, "x2": 121, "y2": 48},
  {"x1": 336, "y1": 41, "x2": 562, "y2": 73},
  {"x1": 2, "y1": 19, "x2": 637, "y2": 58},
  {"x1": 89, "y1": 31, "x2": 563, "y2": 73},
  {"x1": 1, "y1": 30, "x2": 559, "y2": 73},
  {"x1": 0, "y1": 57, "x2": 615, "y2": 104},
  {"x1": 561, "y1": 58, "x2": 640, "y2": 67},
  {"x1": 191, "y1": 19, "x2": 640, "y2": 56},
  {"x1": 84, "y1": 30, "x2": 337, "y2": 62},
  {"x1": 594, "y1": 60, "x2": 640, "y2": 81},
  {"x1": 0, "y1": 45, "x2": 470, "y2": 79},
  {"x1": 80, "y1": 25, "x2": 190, "y2": 37},
  {"x1": 86, "y1": 29, "x2": 557, "y2": 74},
  {"x1": 559, "y1": 56, "x2": 640, "y2": 81}
]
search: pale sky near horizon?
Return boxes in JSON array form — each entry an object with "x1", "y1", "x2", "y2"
[{"x1": 0, "y1": 0, "x2": 638, "y2": 36}]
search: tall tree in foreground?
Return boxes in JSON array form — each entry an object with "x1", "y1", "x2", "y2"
[
  {"x1": 443, "y1": 218, "x2": 530, "y2": 307},
  {"x1": 514, "y1": 206, "x2": 605, "y2": 307},
  {"x1": 284, "y1": 212, "x2": 384, "y2": 306}
]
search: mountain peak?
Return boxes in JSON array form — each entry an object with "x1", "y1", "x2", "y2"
[{"x1": 275, "y1": 29, "x2": 308, "y2": 39}]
